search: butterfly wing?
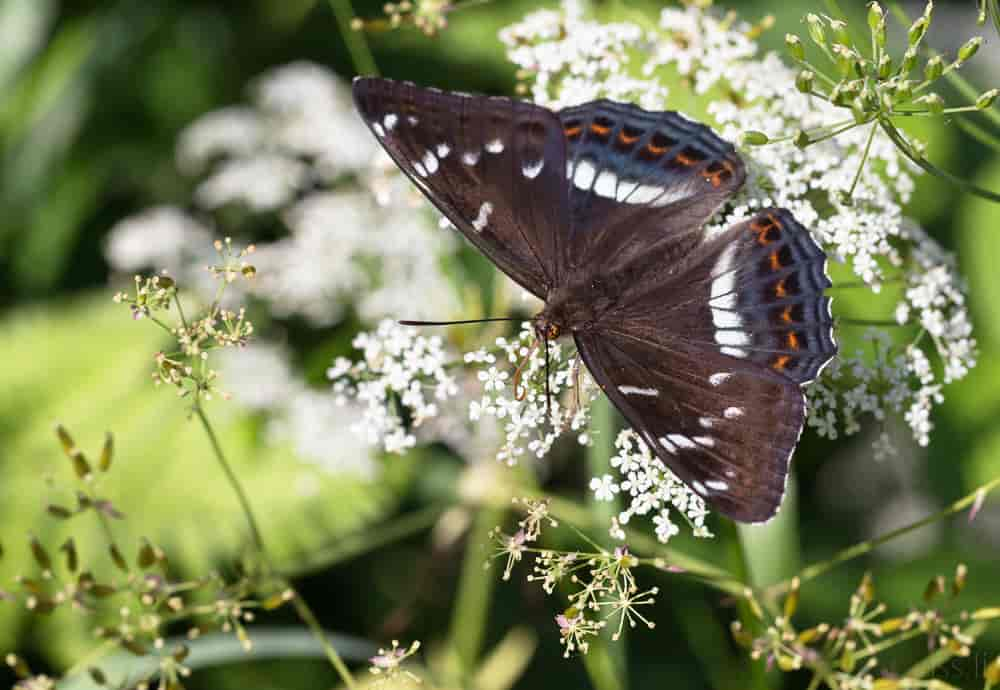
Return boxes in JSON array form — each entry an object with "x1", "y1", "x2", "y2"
[
  {"x1": 577, "y1": 209, "x2": 836, "y2": 522},
  {"x1": 353, "y1": 77, "x2": 571, "y2": 297},
  {"x1": 558, "y1": 100, "x2": 745, "y2": 274}
]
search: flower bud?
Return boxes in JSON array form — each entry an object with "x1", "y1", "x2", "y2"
[
  {"x1": 30, "y1": 536, "x2": 51, "y2": 571},
  {"x1": 878, "y1": 54, "x2": 892, "y2": 79},
  {"x1": 794, "y1": 130, "x2": 811, "y2": 149},
  {"x1": 924, "y1": 55, "x2": 943, "y2": 82},
  {"x1": 852, "y1": 97, "x2": 869, "y2": 124},
  {"x1": 99, "y1": 432, "x2": 113, "y2": 472},
  {"x1": 785, "y1": 33, "x2": 804, "y2": 61},
  {"x1": 917, "y1": 93, "x2": 945, "y2": 114},
  {"x1": 109, "y1": 543, "x2": 129, "y2": 573},
  {"x1": 868, "y1": 2, "x2": 884, "y2": 31},
  {"x1": 741, "y1": 131, "x2": 770, "y2": 146},
  {"x1": 901, "y1": 47, "x2": 918, "y2": 74},
  {"x1": 895, "y1": 79, "x2": 914, "y2": 100},
  {"x1": 796, "y1": 70, "x2": 815, "y2": 93},
  {"x1": 806, "y1": 14, "x2": 826, "y2": 46},
  {"x1": 958, "y1": 36, "x2": 982, "y2": 63},
  {"x1": 55, "y1": 424, "x2": 75, "y2": 455},
  {"x1": 976, "y1": 88, "x2": 998, "y2": 109},
  {"x1": 909, "y1": 16, "x2": 929, "y2": 46},
  {"x1": 61, "y1": 538, "x2": 78, "y2": 573},
  {"x1": 985, "y1": 656, "x2": 1000, "y2": 686},
  {"x1": 829, "y1": 19, "x2": 851, "y2": 46}
]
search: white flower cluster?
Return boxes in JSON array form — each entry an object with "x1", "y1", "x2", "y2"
[
  {"x1": 464, "y1": 322, "x2": 599, "y2": 465},
  {"x1": 329, "y1": 320, "x2": 459, "y2": 454},
  {"x1": 502, "y1": 2, "x2": 977, "y2": 455},
  {"x1": 220, "y1": 344, "x2": 378, "y2": 479},
  {"x1": 592, "y1": 429, "x2": 712, "y2": 543}
]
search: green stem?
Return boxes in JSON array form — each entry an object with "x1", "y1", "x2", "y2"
[
  {"x1": 846, "y1": 120, "x2": 878, "y2": 199},
  {"x1": 328, "y1": 0, "x2": 379, "y2": 76},
  {"x1": 193, "y1": 405, "x2": 265, "y2": 552},
  {"x1": 448, "y1": 506, "x2": 504, "y2": 679},
  {"x1": 880, "y1": 118, "x2": 1000, "y2": 203},
  {"x1": 192, "y1": 403, "x2": 357, "y2": 689},
  {"x1": 767, "y1": 475, "x2": 1000, "y2": 598},
  {"x1": 906, "y1": 622, "x2": 988, "y2": 679}
]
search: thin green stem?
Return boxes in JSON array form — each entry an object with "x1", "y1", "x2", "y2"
[
  {"x1": 880, "y1": 118, "x2": 1000, "y2": 203},
  {"x1": 328, "y1": 0, "x2": 379, "y2": 76},
  {"x1": 846, "y1": 120, "x2": 878, "y2": 198},
  {"x1": 767, "y1": 474, "x2": 1000, "y2": 598},
  {"x1": 906, "y1": 622, "x2": 988, "y2": 679},
  {"x1": 955, "y1": 115, "x2": 1000, "y2": 152},
  {"x1": 193, "y1": 405, "x2": 265, "y2": 552},
  {"x1": 192, "y1": 403, "x2": 357, "y2": 689}
]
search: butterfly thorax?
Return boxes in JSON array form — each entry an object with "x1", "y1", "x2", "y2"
[{"x1": 536, "y1": 281, "x2": 615, "y2": 339}]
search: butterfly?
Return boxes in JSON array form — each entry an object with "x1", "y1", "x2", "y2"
[{"x1": 352, "y1": 77, "x2": 837, "y2": 523}]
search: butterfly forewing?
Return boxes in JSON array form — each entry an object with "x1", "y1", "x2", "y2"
[
  {"x1": 558, "y1": 100, "x2": 745, "y2": 274},
  {"x1": 352, "y1": 77, "x2": 571, "y2": 296}
]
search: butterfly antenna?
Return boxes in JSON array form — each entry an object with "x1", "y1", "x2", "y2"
[
  {"x1": 544, "y1": 333, "x2": 553, "y2": 426},
  {"x1": 398, "y1": 317, "x2": 518, "y2": 327}
]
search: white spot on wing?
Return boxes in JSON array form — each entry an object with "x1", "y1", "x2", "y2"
[
  {"x1": 573, "y1": 159, "x2": 597, "y2": 190},
  {"x1": 715, "y1": 330, "x2": 750, "y2": 347},
  {"x1": 421, "y1": 150, "x2": 439, "y2": 175},
  {"x1": 472, "y1": 201, "x2": 493, "y2": 232},
  {"x1": 705, "y1": 479, "x2": 728, "y2": 492},
  {"x1": 372, "y1": 122, "x2": 385, "y2": 137},
  {"x1": 698, "y1": 417, "x2": 715, "y2": 429},
  {"x1": 709, "y1": 372, "x2": 732, "y2": 386},
  {"x1": 485, "y1": 138, "x2": 504, "y2": 154},
  {"x1": 629, "y1": 184, "x2": 664, "y2": 205},
  {"x1": 649, "y1": 185, "x2": 694, "y2": 207},
  {"x1": 693, "y1": 436, "x2": 715, "y2": 448},
  {"x1": 725, "y1": 469, "x2": 736, "y2": 478},
  {"x1": 436, "y1": 143, "x2": 451, "y2": 158},
  {"x1": 723, "y1": 407, "x2": 744, "y2": 419},
  {"x1": 522, "y1": 159, "x2": 544, "y2": 179},
  {"x1": 618, "y1": 385, "x2": 659, "y2": 397},
  {"x1": 667, "y1": 433, "x2": 696, "y2": 449},
  {"x1": 413, "y1": 161, "x2": 428, "y2": 178},
  {"x1": 710, "y1": 243, "x2": 745, "y2": 341},
  {"x1": 593, "y1": 170, "x2": 618, "y2": 199},
  {"x1": 692, "y1": 480, "x2": 707, "y2": 496},
  {"x1": 407, "y1": 115, "x2": 418, "y2": 126},
  {"x1": 658, "y1": 436, "x2": 677, "y2": 454},
  {"x1": 462, "y1": 151, "x2": 480, "y2": 166},
  {"x1": 721, "y1": 346, "x2": 748, "y2": 358},
  {"x1": 615, "y1": 180, "x2": 637, "y2": 202},
  {"x1": 383, "y1": 113, "x2": 398, "y2": 131}
]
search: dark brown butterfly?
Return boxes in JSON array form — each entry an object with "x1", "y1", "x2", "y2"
[{"x1": 352, "y1": 77, "x2": 837, "y2": 523}]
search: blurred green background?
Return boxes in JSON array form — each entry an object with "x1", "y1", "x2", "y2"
[{"x1": 2, "y1": 0, "x2": 999, "y2": 688}]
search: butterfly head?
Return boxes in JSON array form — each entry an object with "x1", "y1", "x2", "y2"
[{"x1": 532, "y1": 314, "x2": 562, "y2": 342}]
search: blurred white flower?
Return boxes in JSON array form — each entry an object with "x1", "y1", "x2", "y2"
[
  {"x1": 176, "y1": 106, "x2": 264, "y2": 175},
  {"x1": 195, "y1": 154, "x2": 308, "y2": 212},
  {"x1": 105, "y1": 206, "x2": 213, "y2": 277}
]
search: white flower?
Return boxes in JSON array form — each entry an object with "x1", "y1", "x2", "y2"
[{"x1": 589, "y1": 474, "x2": 620, "y2": 502}]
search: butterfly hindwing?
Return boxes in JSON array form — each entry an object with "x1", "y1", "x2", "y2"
[
  {"x1": 353, "y1": 77, "x2": 571, "y2": 296},
  {"x1": 606, "y1": 208, "x2": 836, "y2": 385},
  {"x1": 559, "y1": 100, "x2": 745, "y2": 274},
  {"x1": 576, "y1": 328, "x2": 803, "y2": 522}
]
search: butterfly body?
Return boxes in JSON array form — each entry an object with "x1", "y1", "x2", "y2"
[{"x1": 353, "y1": 77, "x2": 837, "y2": 523}]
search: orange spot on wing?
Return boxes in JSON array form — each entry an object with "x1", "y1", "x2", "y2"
[
  {"x1": 773, "y1": 355, "x2": 791, "y2": 371},
  {"x1": 565, "y1": 125, "x2": 582, "y2": 138},
  {"x1": 787, "y1": 332, "x2": 800, "y2": 350},
  {"x1": 775, "y1": 278, "x2": 787, "y2": 298},
  {"x1": 769, "y1": 251, "x2": 781, "y2": 271},
  {"x1": 646, "y1": 142, "x2": 667, "y2": 156},
  {"x1": 675, "y1": 152, "x2": 695, "y2": 166},
  {"x1": 781, "y1": 306, "x2": 793, "y2": 323},
  {"x1": 618, "y1": 130, "x2": 640, "y2": 145},
  {"x1": 590, "y1": 123, "x2": 611, "y2": 137}
]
